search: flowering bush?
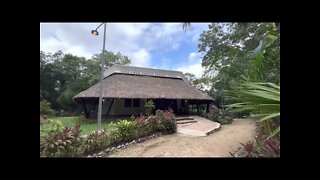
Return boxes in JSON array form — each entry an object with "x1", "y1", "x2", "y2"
[
  {"x1": 40, "y1": 124, "x2": 82, "y2": 157},
  {"x1": 154, "y1": 109, "x2": 177, "y2": 133}
]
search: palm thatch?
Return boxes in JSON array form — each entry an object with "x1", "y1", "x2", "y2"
[{"x1": 74, "y1": 73, "x2": 213, "y2": 103}]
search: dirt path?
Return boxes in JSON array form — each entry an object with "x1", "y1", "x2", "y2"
[{"x1": 109, "y1": 118, "x2": 257, "y2": 157}]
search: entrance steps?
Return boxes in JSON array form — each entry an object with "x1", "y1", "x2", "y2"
[{"x1": 176, "y1": 116, "x2": 197, "y2": 124}]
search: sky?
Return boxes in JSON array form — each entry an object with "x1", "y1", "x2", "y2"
[{"x1": 40, "y1": 23, "x2": 210, "y2": 78}]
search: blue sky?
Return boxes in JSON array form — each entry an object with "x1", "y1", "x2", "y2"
[{"x1": 40, "y1": 23, "x2": 210, "y2": 77}]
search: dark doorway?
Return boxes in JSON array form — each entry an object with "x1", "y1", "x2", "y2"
[{"x1": 153, "y1": 99, "x2": 178, "y2": 114}]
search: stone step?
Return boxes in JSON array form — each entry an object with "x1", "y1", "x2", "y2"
[
  {"x1": 176, "y1": 120, "x2": 197, "y2": 124},
  {"x1": 176, "y1": 117, "x2": 194, "y2": 121}
]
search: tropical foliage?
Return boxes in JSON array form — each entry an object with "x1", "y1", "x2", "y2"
[
  {"x1": 225, "y1": 82, "x2": 280, "y2": 139},
  {"x1": 40, "y1": 50, "x2": 131, "y2": 115},
  {"x1": 144, "y1": 100, "x2": 155, "y2": 116},
  {"x1": 40, "y1": 110, "x2": 177, "y2": 157},
  {"x1": 185, "y1": 22, "x2": 280, "y2": 157},
  {"x1": 197, "y1": 23, "x2": 280, "y2": 107}
]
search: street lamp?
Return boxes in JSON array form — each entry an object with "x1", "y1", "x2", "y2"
[{"x1": 91, "y1": 22, "x2": 106, "y2": 130}]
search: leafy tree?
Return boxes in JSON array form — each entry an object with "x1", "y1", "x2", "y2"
[
  {"x1": 40, "y1": 99, "x2": 54, "y2": 116},
  {"x1": 91, "y1": 51, "x2": 131, "y2": 69},
  {"x1": 40, "y1": 50, "x2": 132, "y2": 115},
  {"x1": 184, "y1": 73, "x2": 196, "y2": 85},
  {"x1": 198, "y1": 23, "x2": 280, "y2": 107}
]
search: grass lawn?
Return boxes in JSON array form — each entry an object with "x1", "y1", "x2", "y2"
[{"x1": 43, "y1": 116, "x2": 119, "y2": 135}]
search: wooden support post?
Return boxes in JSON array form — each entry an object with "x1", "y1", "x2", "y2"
[
  {"x1": 106, "y1": 98, "x2": 115, "y2": 117},
  {"x1": 186, "y1": 100, "x2": 189, "y2": 115},
  {"x1": 206, "y1": 102, "x2": 210, "y2": 113},
  {"x1": 82, "y1": 99, "x2": 90, "y2": 119},
  {"x1": 197, "y1": 101, "x2": 200, "y2": 115},
  {"x1": 92, "y1": 103, "x2": 96, "y2": 117}
]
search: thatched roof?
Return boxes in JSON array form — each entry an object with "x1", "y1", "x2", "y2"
[
  {"x1": 104, "y1": 65, "x2": 189, "y2": 82},
  {"x1": 74, "y1": 65, "x2": 213, "y2": 102}
]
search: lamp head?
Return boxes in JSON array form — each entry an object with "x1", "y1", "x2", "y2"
[{"x1": 91, "y1": 30, "x2": 99, "y2": 36}]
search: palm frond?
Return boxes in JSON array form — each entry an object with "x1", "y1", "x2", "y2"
[
  {"x1": 225, "y1": 81, "x2": 280, "y2": 138},
  {"x1": 258, "y1": 113, "x2": 280, "y2": 122},
  {"x1": 268, "y1": 126, "x2": 280, "y2": 139}
]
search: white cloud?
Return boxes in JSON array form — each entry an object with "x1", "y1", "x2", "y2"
[
  {"x1": 176, "y1": 51, "x2": 205, "y2": 78},
  {"x1": 40, "y1": 23, "x2": 210, "y2": 69},
  {"x1": 132, "y1": 48, "x2": 151, "y2": 67},
  {"x1": 41, "y1": 36, "x2": 92, "y2": 58},
  {"x1": 176, "y1": 62, "x2": 204, "y2": 78},
  {"x1": 189, "y1": 52, "x2": 198, "y2": 59}
]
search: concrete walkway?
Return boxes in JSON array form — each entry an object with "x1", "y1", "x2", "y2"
[
  {"x1": 109, "y1": 118, "x2": 257, "y2": 157},
  {"x1": 177, "y1": 116, "x2": 221, "y2": 136}
]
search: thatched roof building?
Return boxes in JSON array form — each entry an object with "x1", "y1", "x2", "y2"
[{"x1": 74, "y1": 65, "x2": 213, "y2": 118}]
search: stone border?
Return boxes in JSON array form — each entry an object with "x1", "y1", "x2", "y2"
[{"x1": 87, "y1": 132, "x2": 166, "y2": 158}]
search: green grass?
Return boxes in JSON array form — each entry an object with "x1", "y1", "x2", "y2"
[{"x1": 44, "y1": 116, "x2": 119, "y2": 135}]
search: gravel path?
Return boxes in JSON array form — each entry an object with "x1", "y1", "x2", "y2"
[{"x1": 109, "y1": 118, "x2": 256, "y2": 157}]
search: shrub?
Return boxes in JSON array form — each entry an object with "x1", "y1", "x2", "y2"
[
  {"x1": 109, "y1": 129, "x2": 122, "y2": 145},
  {"x1": 83, "y1": 129, "x2": 109, "y2": 154},
  {"x1": 135, "y1": 113, "x2": 152, "y2": 136},
  {"x1": 145, "y1": 115, "x2": 159, "y2": 132},
  {"x1": 162, "y1": 109, "x2": 177, "y2": 133},
  {"x1": 144, "y1": 100, "x2": 155, "y2": 116},
  {"x1": 154, "y1": 109, "x2": 177, "y2": 133},
  {"x1": 40, "y1": 119, "x2": 64, "y2": 143},
  {"x1": 215, "y1": 110, "x2": 233, "y2": 124},
  {"x1": 155, "y1": 109, "x2": 165, "y2": 131},
  {"x1": 40, "y1": 124, "x2": 82, "y2": 157},
  {"x1": 40, "y1": 99, "x2": 54, "y2": 116},
  {"x1": 200, "y1": 106, "x2": 233, "y2": 125},
  {"x1": 117, "y1": 120, "x2": 137, "y2": 142},
  {"x1": 230, "y1": 138, "x2": 280, "y2": 157}
]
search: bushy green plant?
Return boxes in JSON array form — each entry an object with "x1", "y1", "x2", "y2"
[
  {"x1": 40, "y1": 99, "x2": 54, "y2": 116},
  {"x1": 109, "y1": 129, "x2": 122, "y2": 145},
  {"x1": 117, "y1": 120, "x2": 137, "y2": 142},
  {"x1": 144, "y1": 100, "x2": 155, "y2": 116},
  {"x1": 130, "y1": 115, "x2": 135, "y2": 121},
  {"x1": 40, "y1": 124, "x2": 82, "y2": 157},
  {"x1": 83, "y1": 129, "x2": 109, "y2": 154},
  {"x1": 40, "y1": 119, "x2": 64, "y2": 143}
]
